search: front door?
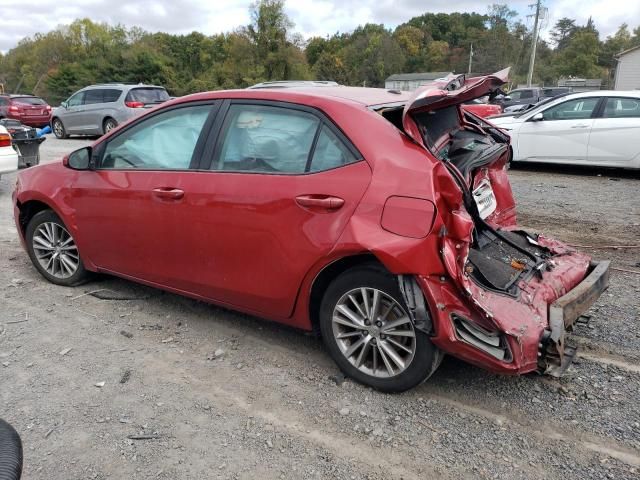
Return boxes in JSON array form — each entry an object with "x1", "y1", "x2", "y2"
[
  {"x1": 70, "y1": 102, "x2": 217, "y2": 285},
  {"x1": 62, "y1": 91, "x2": 87, "y2": 132},
  {"x1": 516, "y1": 97, "x2": 601, "y2": 163},
  {"x1": 175, "y1": 101, "x2": 373, "y2": 318}
]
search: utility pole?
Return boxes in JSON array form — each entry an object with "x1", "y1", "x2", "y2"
[
  {"x1": 468, "y1": 44, "x2": 474, "y2": 74},
  {"x1": 526, "y1": 0, "x2": 542, "y2": 87}
]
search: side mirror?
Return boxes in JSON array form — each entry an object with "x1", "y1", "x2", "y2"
[
  {"x1": 531, "y1": 112, "x2": 544, "y2": 122},
  {"x1": 61, "y1": 101, "x2": 68, "y2": 109},
  {"x1": 64, "y1": 147, "x2": 93, "y2": 170}
]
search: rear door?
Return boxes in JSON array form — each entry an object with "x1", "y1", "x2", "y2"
[
  {"x1": 515, "y1": 97, "x2": 601, "y2": 163},
  {"x1": 173, "y1": 100, "x2": 372, "y2": 318},
  {"x1": 588, "y1": 97, "x2": 640, "y2": 166}
]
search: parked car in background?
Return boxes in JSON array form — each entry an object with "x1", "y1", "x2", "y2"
[
  {"x1": 491, "y1": 91, "x2": 640, "y2": 169},
  {"x1": 462, "y1": 99, "x2": 502, "y2": 118},
  {"x1": 51, "y1": 84, "x2": 170, "y2": 139},
  {"x1": 0, "y1": 124, "x2": 19, "y2": 179},
  {"x1": 0, "y1": 95, "x2": 51, "y2": 128},
  {"x1": 497, "y1": 87, "x2": 573, "y2": 113},
  {"x1": 13, "y1": 70, "x2": 609, "y2": 392}
]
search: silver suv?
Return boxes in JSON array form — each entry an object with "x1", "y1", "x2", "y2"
[{"x1": 51, "y1": 83, "x2": 170, "y2": 138}]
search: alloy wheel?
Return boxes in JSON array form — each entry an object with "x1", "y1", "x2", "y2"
[
  {"x1": 32, "y1": 222, "x2": 80, "y2": 279},
  {"x1": 331, "y1": 287, "x2": 416, "y2": 378},
  {"x1": 53, "y1": 120, "x2": 64, "y2": 138}
]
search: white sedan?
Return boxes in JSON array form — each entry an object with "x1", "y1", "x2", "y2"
[
  {"x1": 490, "y1": 91, "x2": 640, "y2": 169},
  {"x1": 0, "y1": 125, "x2": 19, "y2": 179}
]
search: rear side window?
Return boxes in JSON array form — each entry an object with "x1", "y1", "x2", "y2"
[
  {"x1": 125, "y1": 88, "x2": 170, "y2": 105},
  {"x1": 101, "y1": 104, "x2": 211, "y2": 170},
  {"x1": 519, "y1": 90, "x2": 534, "y2": 99},
  {"x1": 84, "y1": 90, "x2": 104, "y2": 105},
  {"x1": 309, "y1": 125, "x2": 358, "y2": 172},
  {"x1": 213, "y1": 104, "x2": 319, "y2": 173},
  {"x1": 103, "y1": 89, "x2": 122, "y2": 103},
  {"x1": 13, "y1": 96, "x2": 46, "y2": 106},
  {"x1": 603, "y1": 97, "x2": 640, "y2": 118}
]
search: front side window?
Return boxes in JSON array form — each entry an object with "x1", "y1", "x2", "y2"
[
  {"x1": 603, "y1": 97, "x2": 640, "y2": 118},
  {"x1": 541, "y1": 98, "x2": 599, "y2": 121},
  {"x1": 213, "y1": 104, "x2": 320, "y2": 173},
  {"x1": 67, "y1": 92, "x2": 85, "y2": 107},
  {"x1": 508, "y1": 91, "x2": 522, "y2": 100},
  {"x1": 101, "y1": 104, "x2": 211, "y2": 170},
  {"x1": 519, "y1": 90, "x2": 534, "y2": 99}
]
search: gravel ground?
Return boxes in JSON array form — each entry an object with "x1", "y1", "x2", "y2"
[{"x1": 1, "y1": 136, "x2": 639, "y2": 479}]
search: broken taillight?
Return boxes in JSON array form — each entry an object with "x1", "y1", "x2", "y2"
[
  {"x1": 125, "y1": 101, "x2": 145, "y2": 108},
  {"x1": 0, "y1": 133, "x2": 12, "y2": 147}
]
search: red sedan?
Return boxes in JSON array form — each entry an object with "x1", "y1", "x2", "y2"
[
  {"x1": 0, "y1": 94, "x2": 52, "y2": 128},
  {"x1": 12, "y1": 70, "x2": 609, "y2": 392},
  {"x1": 462, "y1": 99, "x2": 503, "y2": 118}
]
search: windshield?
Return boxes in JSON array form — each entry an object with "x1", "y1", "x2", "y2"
[
  {"x1": 126, "y1": 88, "x2": 170, "y2": 104},
  {"x1": 13, "y1": 96, "x2": 46, "y2": 106},
  {"x1": 514, "y1": 94, "x2": 571, "y2": 118}
]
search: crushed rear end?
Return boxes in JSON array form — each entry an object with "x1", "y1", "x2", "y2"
[{"x1": 397, "y1": 69, "x2": 609, "y2": 376}]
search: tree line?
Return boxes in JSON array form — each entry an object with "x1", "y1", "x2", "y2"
[{"x1": 0, "y1": 0, "x2": 639, "y2": 104}]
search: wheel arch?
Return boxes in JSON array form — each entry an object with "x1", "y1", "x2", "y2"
[
  {"x1": 16, "y1": 199, "x2": 59, "y2": 235},
  {"x1": 308, "y1": 253, "x2": 388, "y2": 335}
]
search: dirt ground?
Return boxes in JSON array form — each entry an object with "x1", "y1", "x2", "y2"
[{"x1": 1, "y1": 136, "x2": 639, "y2": 479}]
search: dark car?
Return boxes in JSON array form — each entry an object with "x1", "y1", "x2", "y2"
[
  {"x1": 0, "y1": 94, "x2": 51, "y2": 128},
  {"x1": 13, "y1": 69, "x2": 609, "y2": 392}
]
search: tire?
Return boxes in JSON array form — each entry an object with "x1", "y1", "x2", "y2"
[
  {"x1": 51, "y1": 118, "x2": 68, "y2": 139},
  {"x1": 0, "y1": 418, "x2": 22, "y2": 480},
  {"x1": 25, "y1": 210, "x2": 89, "y2": 286},
  {"x1": 319, "y1": 264, "x2": 442, "y2": 393},
  {"x1": 103, "y1": 117, "x2": 117, "y2": 135}
]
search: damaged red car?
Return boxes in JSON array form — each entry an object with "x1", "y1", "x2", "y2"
[{"x1": 12, "y1": 70, "x2": 609, "y2": 392}]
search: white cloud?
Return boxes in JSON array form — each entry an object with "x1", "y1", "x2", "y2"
[{"x1": 0, "y1": 0, "x2": 636, "y2": 52}]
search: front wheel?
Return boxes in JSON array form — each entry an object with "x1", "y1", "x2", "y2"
[
  {"x1": 319, "y1": 265, "x2": 442, "y2": 393},
  {"x1": 51, "y1": 118, "x2": 68, "y2": 139},
  {"x1": 25, "y1": 210, "x2": 89, "y2": 286}
]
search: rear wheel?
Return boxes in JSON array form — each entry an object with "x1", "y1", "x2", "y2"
[
  {"x1": 52, "y1": 118, "x2": 67, "y2": 139},
  {"x1": 103, "y1": 117, "x2": 117, "y2": 134},
  {"x1": 319, "y1": 265, "x2": 442, "y2": 392},
  {"x1": 25, "y1": 210, "x2": 89, "y2": 286}
]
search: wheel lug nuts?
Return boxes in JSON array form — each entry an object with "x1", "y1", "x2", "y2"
[{"x1": 376, "y1": 321, "x2": 382, "y2": 327}]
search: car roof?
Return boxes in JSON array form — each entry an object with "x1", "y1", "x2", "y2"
[
  {"x1": 178, "y1": 86, "x2": 413, "y2": 108},
  {"x1": 82, "y1": 83, "x2": 165, "y2": 91},
  {"x1": 559, "y1": 90, "x2": 640, "y2": 100}
]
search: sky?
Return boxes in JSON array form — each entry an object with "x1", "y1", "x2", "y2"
[{"x1": 0, "y1": 0, "x2": 638, "y2": 53}]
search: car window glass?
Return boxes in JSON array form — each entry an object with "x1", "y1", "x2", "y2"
[
  {"x1": 603, "y1": 97, "x2": 640, "y2": 118},
  {"x1": 103, "y1": 89, "x2": 122, "y2": 103},
  {"x1": 126, "y1": 88, "x2": 170, "y2": 104},
  {"x1": 214, "y1": 104, "x2": 319, "y2": 173},
  {"x1": 542, "y1": 98, "x2": 599, "y2": 121},
  {"x1": 520, "y1": 90, "x2": 534, "y2": 99},
  {"x1": 309, "y1": 125, "x2": 357, "y2": 172},
  {"x1": 84, "y1": 90, "x2": 104, "y2": 105},
  {"x1": 67, "y1": 92, "x2": 85, "y2": 107},
  {"x1": 13, "y1": 96, "x2": 46, "y2": 106},
  {"x1": 101, "y1": 105, "x2": 211, "y2": 170},
  {"x1": 509, "y1": 91, "x2": 521, "y2": 100}
]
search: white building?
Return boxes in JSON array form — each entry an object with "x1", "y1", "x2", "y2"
[
  {"x1": 385, "y1": 72, "x2": 452, "y2": 91},
  {"x1": 614, "y1": 45, "x2": 640, "y2": 90}
]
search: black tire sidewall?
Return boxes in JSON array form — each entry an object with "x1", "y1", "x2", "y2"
[
  {"x1": 320, "y1": 265, "x2": 439, "y2": 393},
  {"x1": 25, "y1": 210, "x2": 88, "y2": 286}
]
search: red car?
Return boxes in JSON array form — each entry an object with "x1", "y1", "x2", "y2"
[
  {"x1": 462, "y1": 99, "x2": 503, "y2": 118},
  {"x1": 12, "y1": 70, "x2": 609, "y2": 392},
  {"x1": 0, "y1": 94, "x2": 52, "y2": 128}
]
